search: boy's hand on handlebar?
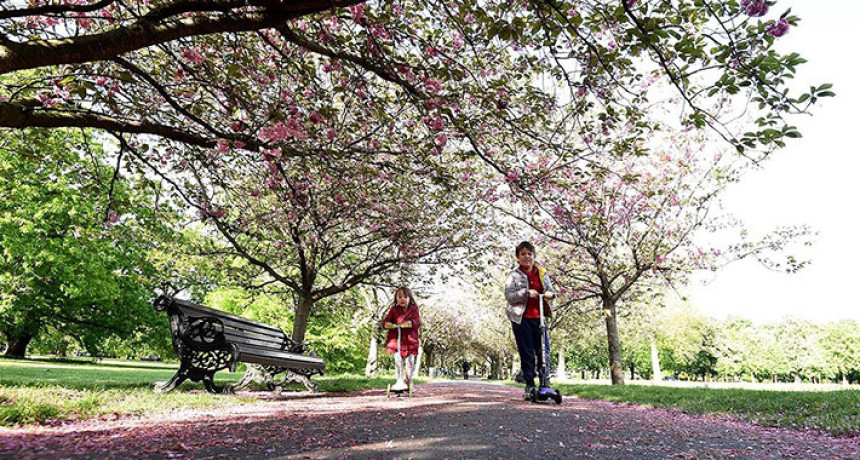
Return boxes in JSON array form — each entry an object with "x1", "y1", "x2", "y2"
[{"x1": 543, "y1": 292, "x2": 554, "y2": 299}]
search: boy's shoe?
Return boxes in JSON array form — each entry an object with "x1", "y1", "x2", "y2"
[{"x1": 523, "y1": 384, "x2": 535, "y2": 400}]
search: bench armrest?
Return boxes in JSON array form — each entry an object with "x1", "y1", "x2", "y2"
[{"x1": 179, "y1": 316, "x2": 227, "y2": 351}]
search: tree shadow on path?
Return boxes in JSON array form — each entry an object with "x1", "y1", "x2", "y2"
[{"x1": 0, "y1": 380, "x2": 857, "y2": 459}]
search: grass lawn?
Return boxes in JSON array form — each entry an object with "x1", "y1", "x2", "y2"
[
  {"x1": 0, "y1": 357, "x2": 396, "y2": 427},
  {"x1": 555, "y1": 382, "x2": 860, "y2": 437},
  {"x1": 4, "y1": 358, "x2": 857, "y2": 437}
]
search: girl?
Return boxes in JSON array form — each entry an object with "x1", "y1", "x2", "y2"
[{"x1": 381, "y1": 286, "x2": 421, "y2": 390}]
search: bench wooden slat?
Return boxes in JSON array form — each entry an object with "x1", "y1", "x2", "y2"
[
  {"x1": 223, "y1": 331, "x2": 288, "y2": 350},
  {"x1": 234, "y1": 343, "x2": 325, "y2": 370}
]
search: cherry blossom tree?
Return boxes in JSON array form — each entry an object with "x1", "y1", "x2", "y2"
[
  {"x1": 0, "y1": 1, "x2": 833, "y2": 367},
  {"x1": 0, "y1": 0, "x2": 831, "y2": 167},
  {"x1": 503, "y1": 125, "x2": 813, "y2": 384}
]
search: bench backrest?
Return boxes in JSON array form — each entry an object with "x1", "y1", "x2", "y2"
[{"x1": 164, "y1": 297, "x2": 295, "y2": 352}]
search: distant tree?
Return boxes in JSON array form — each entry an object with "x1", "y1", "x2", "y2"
[
  {"x1": 713, "y1": 316, "x2": 756, "y2": 381},
  {"x1": 820, "y1": 320, "x2": 860, "y2": 384},
  {"x1": 0, "y1": 128, "x2": 174, "y2": 358}
]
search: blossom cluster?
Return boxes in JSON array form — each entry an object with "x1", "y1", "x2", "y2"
[
  {"x1": 767, "y1": 18, "x2": 790, "y2": 37},
  {"x1": 741, "y1": 0, "x2": 768, "y2": 17}
]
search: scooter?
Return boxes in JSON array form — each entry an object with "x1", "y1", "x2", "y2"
[
  {"x1": 386, "y1": 324, "x2": 413, "y2": 397},
  {"x1": 529, "y1": 293, "x2": 562, "y2": 405}
]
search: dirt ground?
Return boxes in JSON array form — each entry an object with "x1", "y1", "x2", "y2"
[{"x1": 1, "y1": 380, "x2": 857, "y2": 459}]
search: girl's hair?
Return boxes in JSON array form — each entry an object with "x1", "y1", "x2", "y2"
[{"x1": 393, "y1": 286, "x2": 418, "y2": 308}]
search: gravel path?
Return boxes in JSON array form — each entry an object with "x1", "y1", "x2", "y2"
[{"x1": 1, "y1": 380, "x2": 857, "y2": 459}]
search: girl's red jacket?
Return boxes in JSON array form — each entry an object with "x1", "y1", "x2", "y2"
[{"x1": 382, "y1": 304, "x2": 421, "y2": 356}]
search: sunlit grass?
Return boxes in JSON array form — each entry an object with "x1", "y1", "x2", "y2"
[
  {"x1": 553, "y1": 382, "x2": 860, "y2": 437},
  {"x1": 0, "y1": 358, "x2": 404, "y2": 426}
]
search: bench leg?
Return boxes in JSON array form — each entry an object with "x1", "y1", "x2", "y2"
[
  {"x1": 228, "y1": 363, "x2": 270, "y2": 392},
  {"x1": 201, "y1": 371, "x2": 231, "y2": 394},
  {"x1": 154, "y1": 365, "x2": 191, "y2": 393},
  {"x1": 278, "y1": 370, "x2": 319, "y2": 392}
]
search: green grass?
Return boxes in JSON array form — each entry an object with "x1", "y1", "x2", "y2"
[
  {"x1": 556, "y1": 382, "x2": 860, "y2": 437},
  {"x1": 0, "y1": 357, "x2": 399, "y2": 427}
]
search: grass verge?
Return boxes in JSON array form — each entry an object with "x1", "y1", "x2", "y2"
[
  {"x1": 0, "y1": 358, "x2": 398, "y2": 427},
  {"x1": 555, "y1": 382, "x2": 860, "y2": 437}
]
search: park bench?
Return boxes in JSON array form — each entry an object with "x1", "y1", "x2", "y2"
[{"x1": 153, "y1": 295, "x2": 325, "y2": 394}]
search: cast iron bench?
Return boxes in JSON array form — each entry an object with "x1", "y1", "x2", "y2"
[{"x1": 153, "y1": 295, "x2": 325, "y2": 394}]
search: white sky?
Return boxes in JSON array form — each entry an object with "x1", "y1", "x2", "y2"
[{"x1": 687, "y1": 0, "x2": 860, "y2": 324}]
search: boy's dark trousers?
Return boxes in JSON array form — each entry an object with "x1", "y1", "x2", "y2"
[{"x1": 512, "y1": 318, "x2": 549, "y2": 385}]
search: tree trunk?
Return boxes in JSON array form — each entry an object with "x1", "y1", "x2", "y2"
[
  {"x1": 490, "y1": 355, "x2": 503, "y2": 380},
  {"x1": 556, "y1": 348, "x2": 567, "y2": 380},
  {"x1": 602, "y1": 297, "x2": 625, "y2": 385},
  {"x1": 364, "y1": 335, "x2": 378, "y2": 377},
  {"x1": 414, "y1": 345, "x2": 423, "y2": 379},
  {"x1": 423, "y1": 344, "x2": 435, "y2": 377},
  {"x1": 3, "y1": 332, "x2": 34, "y2": 359},
  {"x1": 291, "y1": 294, "x2": 314, "y2": 342},
  {"x1": 650, "y1": 336, "x2": 662, "y2": 382},
  {"x1": 57, "y1": 337, "x2": 70, "y2": 357}
]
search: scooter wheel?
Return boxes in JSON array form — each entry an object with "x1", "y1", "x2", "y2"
[
  {"x1": 529, "y1": 388, "x2": 537, "y2": 403},
  {"x1": 553, "y1": 391, "x2": 563, "y2": 405}
]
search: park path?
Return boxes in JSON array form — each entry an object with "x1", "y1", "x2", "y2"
[{"x1": 0, "y1": 379, "x2": 857, "y2": 459}]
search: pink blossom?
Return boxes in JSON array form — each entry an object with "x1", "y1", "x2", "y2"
[
  {"x1": 181, "y1": 49, "x2": 205, "y2": 65},
  {"x1": 308, "y1": 112, "x2": 324, "y2": 124},
  {"x1": 348, "y1": 3, "x2": 366, "y2": 23},
  {"x1": 371, "y1": 25, "x2": 390, "y2": 39},
  {"x1": 451, "y1": 33, "x2": 464, "y2": 49},
  {"x1": 326, "y1": 129, "x2": 337, "y2": 140},
  {"x1": 216, "y1": 139, "x2": 230, "y2": 153},
  {"x1": 426, "y1": 116, "x2": 445, "y2": 131},
  {"x1": 423, "y1": 78, "x2": 443, "y2": 95},
  {"x1": 767, "y1": 18, "x2": 790, "y2": 37},
  {"x1": 258, "y1": 120, "x2": 307, "y2": 142},
  {"x1": 435, "y1": 133, "x2": 448, "y2": 148},
  {"x1": 741, "y1": 0, "x2": 768, "y2": 17}
]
